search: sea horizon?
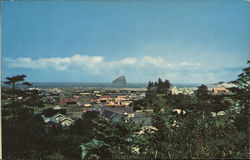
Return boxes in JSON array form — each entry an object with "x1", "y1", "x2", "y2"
[{"x1": 2, "y1": 82, "x2": 202, "y2": 88}]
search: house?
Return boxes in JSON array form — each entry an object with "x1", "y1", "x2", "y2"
[
  {"x1": 171, "y1": 87, "x2": 182, "y2": 95},
  {"x1": 212, "y1": 87, "x2": 229, "y2": 94},
  {"x1": 211, "y1": 111, "x2": 226, "y2": 117},
  {"x1": 60, "y1": 117, "x2": 75, "y2": 127},
  {"x1": 44, "y1": 121, "x2": 58, "y2": 128},
  {"x1": 42, "y1": 115, "x2": 59, "y2": 129},
  {"x1": 84, "y1": 103, "x2": 92, "y2": 107},
  {"x1": 100, "y1": 95, "x2": 112, "y2": 102},
  {"x1": 91, "y1": 98, "x2": 100, "y2": 104},
  {"x1": 80, "y1": 92, "x2": 91, "y2": 96},
  {"x1": 94, "y1": 90, "x2": 100, "y2": 93},
  {"x1": 95, "y1": 94, "x2": 102, "y2": 97},
  {"x1": 102, "y1": 106, "x2": 134, "y2": 121},
  {"x1": 120, "y1": 101, "x2": 132, "y2": 106},
  {"x1": 138, "y1": 126, "x2": 158, "y2": 134},
  {"x1": 115, "y1": 95, "x2": 127, "y2": 101},
  {"x1": 173, "y1": 109, "x2": 186, "y2": 115},
  {"x1": 139, "y1": 93, "x2": 146, "y2": 98},
  {"x1": 106, "y1": 101, "x2": 117, "y2": 107},
  {"x1": 53, "y1": 105, "x2": 62, "y2": 110},
  {"x1": 52, "y1": 113, "x2": 66, "y2": 122},
  {"x1": 60, "y1": 96, "x2": 77, "y2": 105},
  {"x1": 42, "y1": 113, "x2": 75, "y2": 127}
]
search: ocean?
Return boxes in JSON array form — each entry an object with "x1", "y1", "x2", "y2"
[
  {"x1": 2, "y1": 82, "x2": 200, "y2": 89},
  {"x1": 31, "y1": 82, "x2": 199, "y2": 88}
]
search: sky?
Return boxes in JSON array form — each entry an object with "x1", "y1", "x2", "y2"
[{"x1": 2, "y1": 0, "x2": 249, "y2": 84}]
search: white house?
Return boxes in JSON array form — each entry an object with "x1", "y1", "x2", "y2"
[{"x1": 60, "y1": 117, "x2": 75, "y2": 127}]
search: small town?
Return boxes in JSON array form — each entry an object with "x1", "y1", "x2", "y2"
[{"x1": 10, "y1": 77, "x2": 236, "y2": 129}]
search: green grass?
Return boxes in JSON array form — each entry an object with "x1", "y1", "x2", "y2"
[
  {"x1": 77, "y1": 96, "x2": 92, "y2": 104},
  {"x1": 61, "y1": 105, "x2": 82, "y2": 112}
]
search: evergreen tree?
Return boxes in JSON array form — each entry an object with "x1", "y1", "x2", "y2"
[
  {"x1": 4, "y1": 74, "x2": 31, "y2": 104},
  {"x1": 196, "y1": 84, "x2": 209, "y2": 101},
  {"x1": 2, "y1": 74, "x2": 44, "y2": 117}
]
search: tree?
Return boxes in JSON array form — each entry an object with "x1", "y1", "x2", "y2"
[
  {"x1": 229, "y1": 61, "x2": 249, "y2": 155},
  {"x1": 230, "y1": 60, "x2": 250, "y2": 110},
  {"x1": 146, "y1": 78, "x2": 172, "y2": 96},
  {"x1": 70, "y1": 111, "x2": 99, "y2": 142},
  {"x1": 4, "y1": 74, "x2": 31, "y2": 104},
  {"x1": 3, "y1": 75, "x2": 44, "y2": 117},
  {"x1": 196, "y1": 84, "x2": 210, "y2": 119},
  {"x1": 150, "y1": 97, "x2": 169, "y2": 159},
  {"x1": 169, "y1": 94, "x2": 197, "y2": 110},
  {"x1": 84, "y1": 116, "x2": 143, "y2": 159},
  {"x1": 162, "y1": 79, "x2": 172, "y2": 95},
  {"x1": 196, "y1": 84, "x2": 209, "y2": 101},
  {"x1": 145, "y1": 78, "x2": 172, "y2": 111}
]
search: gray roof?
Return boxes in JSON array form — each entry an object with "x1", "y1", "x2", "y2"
[{"x1": 104, "y1": 106, "x2": 133, "y2": 114}]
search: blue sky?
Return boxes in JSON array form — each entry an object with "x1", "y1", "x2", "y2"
[{"x1": 2, "y1": 0, "x2": 249, "y2": 83}]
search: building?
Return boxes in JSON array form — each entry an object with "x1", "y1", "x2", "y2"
[
  {"x1": 120, "y1": 101, "x2": 132, "y2": 106},
  {"x1": 171, "y1": 86, "x2": 182, "y2": 95},
  {"x1": 91, "y1": 98, "x2": 100, "y2": 104},
  {"x1": 83, "y1": 103, "x2": 92, "y2": 107},
  {"x1": 52, "y1": 113, "x2": 66, "y2": 122},
  {"x1": 212, "y1": 87, "x2": 229, "y2": 94},
  {"x1": 53, "y1": 105, "x2": 62, "y2": 110},
  {"x1": 60, "y1": 96, "x2": 77, "y2": 105},
  {"x1": 100, "y1": 95, "x2": 112, "y2": 102},
  {"x1": 115, "y1": 95, "x2": 128, "y2": 101},
  {"x1": 102, "y1": 106, "x2": 134, "y2": 121},
  {"x1": 42, "y1": 113, "x2": 75, "y2": 127},
  {"x1": 60, "y1": 117, "x2": 75, "y2": 127}
]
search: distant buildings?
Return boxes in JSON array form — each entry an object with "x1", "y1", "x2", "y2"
[
  {"x1": 207, "y1": 82, "x2": 236, "y2": 95},
  {"x1": 171, "y1": 86, "x2": 195, "y2": 95},
  {"x1": 100, "y1": 95, "x2": 112, "y2": 103},
  {"x1": 212, "y1": 87, "x2": 229, "y2": 94},
  {"x1": 60, "y1": 96, "x2": 77, "y2": 105}
]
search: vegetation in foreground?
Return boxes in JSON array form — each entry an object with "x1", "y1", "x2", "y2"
[{"x1": 1, "y1": 61, "x2": 249, "y2": 159}]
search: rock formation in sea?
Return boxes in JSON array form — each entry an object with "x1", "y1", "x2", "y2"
[{"x1": 112, "y1": 75, "x2": 127, "y2": 87}]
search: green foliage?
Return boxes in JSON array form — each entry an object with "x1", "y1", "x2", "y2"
[
  {"x1": 156, "y1": 78, "x2": 172, "y2": 94},
  {"x1": 81, "y1": 117, "x2": 143, "y2": 159},
  {"x1": 196, "y1": 84, "x2": 209, "y2": 101},
  {"x1": 69, "y1": 111, "x2": 100, "y2": 142},
  {"x1": 169, "y1": 94, "x2": 197, "y2": 110},
  {"x1": 146, "y1": 78, "x2": 172, "y2": 97},
  {"x1": 229, "y1": 61, "x2": 249, "y2": 141},
  {"x1": 4, "y1": 74, "x2": 30, "y2": 104},
  {"x1": 2, "y1": 75, "x2": 82, "y2": 160},
  {"x1": 46, "y1": 152, "x2": 64, "y2": 160},
  {"x1": 2, "y1": 75, "x2": 44, "y2": 118},
  {"x1": 142, "y1": 76, "x2": 249, "y2": 159}
]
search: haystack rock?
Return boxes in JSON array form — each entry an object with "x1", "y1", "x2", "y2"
[{"x1": 112, "y1": 75, "x2": 127, "y2": 87}]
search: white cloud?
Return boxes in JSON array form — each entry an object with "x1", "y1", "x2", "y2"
[
  {"x1": 109, "y1": 58, "x2": 137, "y2": 68},
  {"x1": 178, "y1": 62, "x2": 201, "y2": 67},
  {"x1": 7, "y1": 54, "x2": 200, "y2": 72},
  {"x1": 5, "y1": 54, "x2": 209, "y2": 82},
  {"x1": 138, "y1": 56, "x2": 173, "y2": 68},
  {"x1": 6, "y1": 54, "x2": 105, "y2": 72}
]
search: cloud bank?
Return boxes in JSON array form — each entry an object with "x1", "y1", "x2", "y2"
[
  {"x1": 5, "y1": 54, "x2": 200, "y2": 72},
  {"x1": 4, "y1": 54, "x2": 242, "y2": 83}
]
